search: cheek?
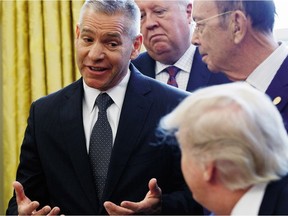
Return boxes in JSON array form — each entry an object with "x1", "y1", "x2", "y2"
[
  {"x1": 181, "y1": 155, "x2": 202, "y2": 193},
  {"x1": 181, "y1": 156, "x2": 193, "y2": 185},
  {"x1": 76, "y1": 47, "x2": 87, "y2": 63}
]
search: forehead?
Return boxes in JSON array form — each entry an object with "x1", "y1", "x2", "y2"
[
  {"x1": 193, "y1": 0, "x2": 219, "y2": 20},
  {"x1": 80, "y1": 9, "x2": 128, "y2": 34},
  {"x1": 135, "y1": 0, "x2": 176, "y2": 9}
]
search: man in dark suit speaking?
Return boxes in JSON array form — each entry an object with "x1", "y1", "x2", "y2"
[{"x1": 6, "y1": 0, "x2": 203, "y2": 215}]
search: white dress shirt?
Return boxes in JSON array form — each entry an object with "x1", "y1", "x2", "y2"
[
  {"x1": 246, "y1": 42, "x2": 288, "y2": 92},
  {"x1": 155, "y1": 44, "x2": 196, "y2": 90},
  {"x1": 82, "y1": 70, "x2": 130, "y2": 152}
]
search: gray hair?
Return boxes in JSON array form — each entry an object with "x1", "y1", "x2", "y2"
[
  {"x1": 79, "y1": 0, "x2": 141, "y2": 39},
  {"x1": 160, "y1": 82, "x2": 288, "y2": 190}
]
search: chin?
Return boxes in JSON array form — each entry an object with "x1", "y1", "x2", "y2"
[{"x1": 206, "y1": 65, "x2": 216, "y2": 72}]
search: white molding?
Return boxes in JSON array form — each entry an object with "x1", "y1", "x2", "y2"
[{"x1": 274, "y1": 28, "x2": 288, "y2": 44}]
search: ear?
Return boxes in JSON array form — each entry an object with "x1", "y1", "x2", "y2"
[
  {"x1": 203, "y1": 161, "x2": 215, "y2": 182},
  {"x1": 230, "y1": 10, "x2": 248, "y2": 44},
  {"x1": 75, "y1": 24, "x2": 80, "y2": 39},
  {"x1": 187, "y1": 3, "x2": 193, "y2": 24},
  {"x1": 130, "y1": 34, "x2": 143, "y2": 60}
]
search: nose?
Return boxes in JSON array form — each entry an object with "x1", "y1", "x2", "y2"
[
  {"x1": 88, "y1": 42, "x2": 105, "y2": 60},
  {"x1": 145, "y1": 13, "x2": 158, "y2": 30},
  {"x1": 191, "y1": 31, "x2": 200, "y2": 46}
]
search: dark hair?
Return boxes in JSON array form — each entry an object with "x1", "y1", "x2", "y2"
[{"x1": 215, "y1": 0, "x2": 276, "y2": 33}]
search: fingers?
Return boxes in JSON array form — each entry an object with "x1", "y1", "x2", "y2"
[
  {"x1": 13, "y1": 181, "x2": 61, "y2": 216},
  {"x1": 33, "y1": 205, "x2": 52, "y2": 215},
  {"x1": 47, "y1": 206, "x2": 61, "y2": 216},
  {"x1": 104, "y1": 201, "x2": 134, "y2": 215},
  {"x1": 13, "y1": 181, "x2": 40, "y2": 215},
  {"x1": 32, "y1": 206, "x2": 61, "y2": 216},
  {"x1": 18, "y1": 201, "x2": 40, "y2": 216},
  {"x1": 120, "y1": 201, "x2": 140, "y2": 212}
]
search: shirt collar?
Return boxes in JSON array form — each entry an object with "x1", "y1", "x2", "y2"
[
  {"x1": 246, "y1": 42, "x2": 288, "y2": 92},
  {"x1": 83, "y1": 69, "x2": 130, "y2": 112},
  {"x1": 155, "y1": 44, "x2": 196, "y2": 75},
  {"x1": 231, "y1": 182, "x2": 268, "y2": 215}
]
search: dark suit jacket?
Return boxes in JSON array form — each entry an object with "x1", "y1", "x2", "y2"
[
  {"x1": 132, "y1": 48, "x2": 230, "y2": 92},
  {"x1": 259, "y1": 175, "x2": 288, "y2": 214},
  {"x1": 265, "y1": 55, "x2": 288, "y2": 131},
  {"x1": 6, "y1": 64, "x2": 203, "y2": 215}
]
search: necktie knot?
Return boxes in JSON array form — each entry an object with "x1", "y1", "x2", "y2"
[
  {"x1": 166, "y1": 66, "x2": 179, "y2": 77},
  {"x1": 166, "y1": 66, "x2": 180, "y2": 87},
  {"x1": 96, "y1": 93, "x2": 113, "y2": 112}
]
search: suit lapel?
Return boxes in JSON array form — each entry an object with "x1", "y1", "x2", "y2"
[
  {"x1": 186, "y1": 48, "x2": 211, "y2": 92},
  {"x1": 60, "y1": 79, "x2": 99, "y2": 212},
  {"x1": 132, "y1": 53, "x2": 156, "y2": 78},
  {"x1": 102, "y1": 65, "x2": 153, "y2": 203},
  {"x1": 266, "y1": 55, "x2": 288, "y2": 112}
]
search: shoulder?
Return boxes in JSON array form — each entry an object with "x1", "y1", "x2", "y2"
[
  {"x1": 131, "y1": 66, "x2": 190, "y2": 103},
  {"x1": 131, "y1": 51, "x2": 155, "y2": 75},
  {"x1": 34, "y1": 78, "x2": 82, "y2": 105},
  {"x1": 132, "y1": 52, "x2": 153, "y2": 65},
  {"x1": 260, "y1": 175, "x2": 288, "y2": 214}
]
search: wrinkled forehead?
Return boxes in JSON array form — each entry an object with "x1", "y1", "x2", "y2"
[
  {"x1": 192, "y1": 0, "x2": 219, "y2": 21},
  {"x1": 135, "y1": 0, "x2": 181, "y2": 8}
]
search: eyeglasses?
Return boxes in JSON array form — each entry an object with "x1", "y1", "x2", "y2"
[{"x1": 192, "y1": 11, "x2": 233, "y2": 35}]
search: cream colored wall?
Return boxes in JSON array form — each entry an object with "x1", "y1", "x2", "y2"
[{"x1": 274, "y1": 28, "x2": 288, "y2": 46}]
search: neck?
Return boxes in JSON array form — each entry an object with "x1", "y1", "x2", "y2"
[
  {"x1": 224, "y1": 30, "x2": 279, "y2": 81},
  {"x1": 207, "y1": 186, "x2": 250, "y2": 215}
]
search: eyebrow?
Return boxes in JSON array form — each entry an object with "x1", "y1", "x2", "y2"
[
  {"x1": 81, "y1": 28, "x2": 95, "y2": 34},
  {"x1": 105, "y1": 32, "x2": 122, "y2": 39},
  {"x1": 81, "y1": 28, "x2": 122, "y2": 39}
]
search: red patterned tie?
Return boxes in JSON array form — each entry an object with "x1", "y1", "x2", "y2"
[{"x1": 166, "y1": 66, "x2": 180, "y2": 88}]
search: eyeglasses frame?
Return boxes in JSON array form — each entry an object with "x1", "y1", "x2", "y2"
[{"x1": 192, "y1": 11, "x2": 234, "y2": 34}]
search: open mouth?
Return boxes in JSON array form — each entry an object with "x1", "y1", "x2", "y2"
[{"x1": 89, "y1": 66, "x2": 107, "y2": 72}]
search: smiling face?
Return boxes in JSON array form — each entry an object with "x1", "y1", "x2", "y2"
[
  {"x1": 135, "y1": 0, "x2": 192, "y2": 64},
  {"x1": 75, "y1": 8, "x2": 142, "y2": 91}
]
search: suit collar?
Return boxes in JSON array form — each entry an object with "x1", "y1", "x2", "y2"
[
  {"x1": 186, "y1": 48, "x2": 212, "y2": 92},
  {"x1": 266, "y1": 55, "x2": 288, "y2": 111},
  {"x1": 132, "y1": 53, "x2": 156, "y2": 78}
]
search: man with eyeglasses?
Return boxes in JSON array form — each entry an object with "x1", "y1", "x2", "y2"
[{"x1": 191, "y1": 0, "x2": 288, "y2": 131}]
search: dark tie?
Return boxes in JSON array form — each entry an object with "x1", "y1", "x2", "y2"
[
  {"x1": 89, "y1": 93, "x2": 114, "y2": 201},
  {"x1": 166, "y1": 66, "x2": 180, "y2": 88}
]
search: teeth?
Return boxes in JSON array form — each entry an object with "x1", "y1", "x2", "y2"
[{"x1": 90, "y1": 67, "x2": 103, "y2": 71}]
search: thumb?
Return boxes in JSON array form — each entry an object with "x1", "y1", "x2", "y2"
[
  {"x1": 148, "y1": 178, "x2": 161, "y2": 197},
  {"x1": 13, "y1": 181, "x2": 29, "y2": 204}
]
